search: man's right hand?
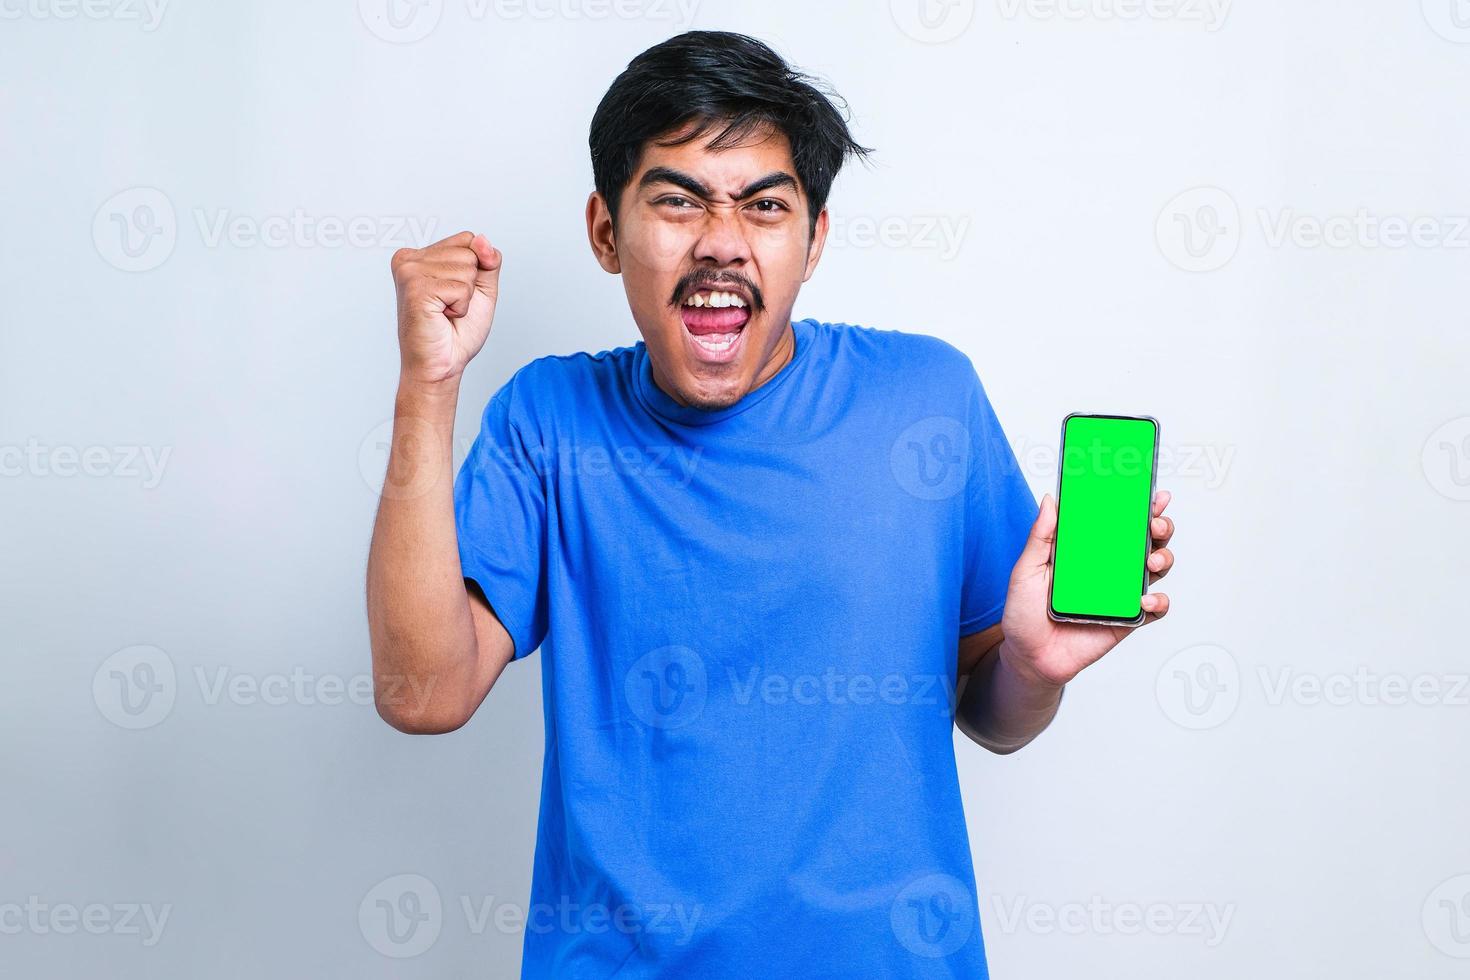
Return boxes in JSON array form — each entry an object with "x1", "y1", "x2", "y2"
[
  {"x1": 391, "y1": 231, "x2": 503, "y2": 386},
  {"x1": 370, "y1": 230, "x2": 516, "y2": 734}
]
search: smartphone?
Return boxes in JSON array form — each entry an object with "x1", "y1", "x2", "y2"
[{"x1": 1048, "y1": 413, "x2": 1160, "y2": 627}]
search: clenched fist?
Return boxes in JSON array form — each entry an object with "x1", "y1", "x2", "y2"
[{"x1": 391, "y1": 231, "x2": 503, "y2": 385}]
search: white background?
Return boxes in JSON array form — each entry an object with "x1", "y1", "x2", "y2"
[{"x1": 3, "y1": 0, "x2": 1469, "y2": 976}]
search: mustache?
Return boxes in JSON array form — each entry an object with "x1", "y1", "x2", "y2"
[{"x1": 668, "y1": 270, "x2": 764, "y2": 312}]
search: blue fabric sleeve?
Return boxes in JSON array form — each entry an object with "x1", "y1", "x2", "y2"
[
  {"x1": 452, "y1": 385, "x2": 550, "y2": 660},
  {"x1": 958, "y1": 371, "x2": 1039, "y2": 635}
]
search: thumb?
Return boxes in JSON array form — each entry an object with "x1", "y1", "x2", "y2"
[
  {"x1": 470, "y1": 234, "x2": 502, "y2": 297},
  {"x1": 1018, "y1": 493, "x2": 1057, "y2": 570}
]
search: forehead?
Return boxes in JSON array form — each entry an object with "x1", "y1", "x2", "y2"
[{"x1": 633, "y1": 121, "x2": 801, "y2": 195}]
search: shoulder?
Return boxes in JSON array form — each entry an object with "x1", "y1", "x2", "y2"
[
  {"x1": 813, "y1": 319, "x2": 981, "y2": 392},
  {"x1": 487, "y1": 340, "x2": 641, "y2": 430}
]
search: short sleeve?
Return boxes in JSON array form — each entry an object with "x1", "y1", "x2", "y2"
[
  {"x1": 958, "y1": 372, "x2": 1038, "y2": 635},
  {"x1": 453, "y1": 385, "x2": 550, "y2": 660}
]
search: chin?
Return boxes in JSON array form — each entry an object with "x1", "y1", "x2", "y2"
[{"x1": 676, "y1": 372, "x2": 748, "y2": 411}]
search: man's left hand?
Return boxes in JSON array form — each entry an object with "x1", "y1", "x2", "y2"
[{"x1": 996, "y1": 490, "x2": 1176, "y2": 690}]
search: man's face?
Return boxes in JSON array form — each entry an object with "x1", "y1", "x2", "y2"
[{"x1": 587, "y1": 122, "x2": 828, "y2": 410}]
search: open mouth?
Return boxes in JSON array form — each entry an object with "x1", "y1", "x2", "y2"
[{"x1": 680, "y1": 288, "x2": 752, "y2": 364}]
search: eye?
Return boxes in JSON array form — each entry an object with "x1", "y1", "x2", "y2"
[
  {"x1": 657, "y1": 195, "x2": 696, "y2": 210},
  {"x1": 749, "y1": 199, "x2": 789, "y2": 214}
]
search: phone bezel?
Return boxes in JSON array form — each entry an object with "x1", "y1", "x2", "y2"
[{"x1": 1047, "y1": 412, "x2": 1160, "y2": 628}]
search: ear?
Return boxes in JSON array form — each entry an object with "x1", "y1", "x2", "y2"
[
  {"x1": 586, "y1": 192, "x2": 621, "y2": 274},
  {"x1": 801, "y1": 207, "x2": 830, "y2": 282}
]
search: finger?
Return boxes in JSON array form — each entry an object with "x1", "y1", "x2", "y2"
[
  {"x1": 432, "y1": 230, "x2": 476, "y2": 250},
  {"x1": 414, "y1": 251, "x2": 479, "y2": 279},
  {"x1": 1140, "y1": 591, "x2": 1170, "y2": 620},
  {"x1": 1151, "y1": 489, "x2": 1172, "y2": 519},
  {"x1": 1150, "y1": 514, "x2": 1174, "y2": 545},
  {"x1": 1017, "y1": 493, "x2": 1058, "y2": 571},
  {"x1": 1146, "y1": 546, "x2": 1173, "y2": 582},
  {"x1": 470, "y1": 234, "x2": 502, "y2": 297},
  {"x1": 426, "y1": 275, "x2": 475, "y2": 319}
]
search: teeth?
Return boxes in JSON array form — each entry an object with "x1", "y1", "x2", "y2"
[
  {"x1": 691, "y1": 331, "x2": 739, "y2": 352},
  {"x1": 684, "y1": 290, "x2": 747, "y2": 309}
]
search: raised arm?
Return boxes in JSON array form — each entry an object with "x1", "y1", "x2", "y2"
[{"x1": 366, "y1": 231, "x2": 515, "y2": 734}]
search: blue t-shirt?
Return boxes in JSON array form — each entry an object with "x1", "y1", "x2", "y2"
[{"x1": 453, "y1": 317, "x2": 1037, "y2": 978}]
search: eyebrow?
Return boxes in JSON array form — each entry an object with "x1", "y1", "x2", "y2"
[{"x1": 637, "y1": 166, "x2": 798, "y2": 201}]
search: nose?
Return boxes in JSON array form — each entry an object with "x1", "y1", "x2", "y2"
[{"x1": 692, "y1": 207, "x2": 751, "y2": 268}]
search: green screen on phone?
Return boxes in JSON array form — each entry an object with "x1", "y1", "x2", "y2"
[{"x1": 1050, "y1": 415, "x2": 1158, "y2": 621}]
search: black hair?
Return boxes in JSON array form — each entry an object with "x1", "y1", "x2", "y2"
[{"x1": 589, "y1": 31, "x2": 873, "y2": 237}]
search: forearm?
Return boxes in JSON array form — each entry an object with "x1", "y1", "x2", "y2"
[
  {"x1": 366, "y1": 378, "x2": 480, "y2": 730},
  {"x1": 956, "y1": 639, "x2": 1065, "y2": 754}
]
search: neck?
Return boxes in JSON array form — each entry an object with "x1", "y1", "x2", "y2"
[
  {"x1": 654, "y1": 320, "x2": 797, "y2": 410},
  {"x1": 749, "y1": 320, "x2": 796, "y2": 393}
]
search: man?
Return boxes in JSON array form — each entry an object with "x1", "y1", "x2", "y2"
[{"x1": 366, "y1": 30, "x2": 1176, "y2": 978}]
